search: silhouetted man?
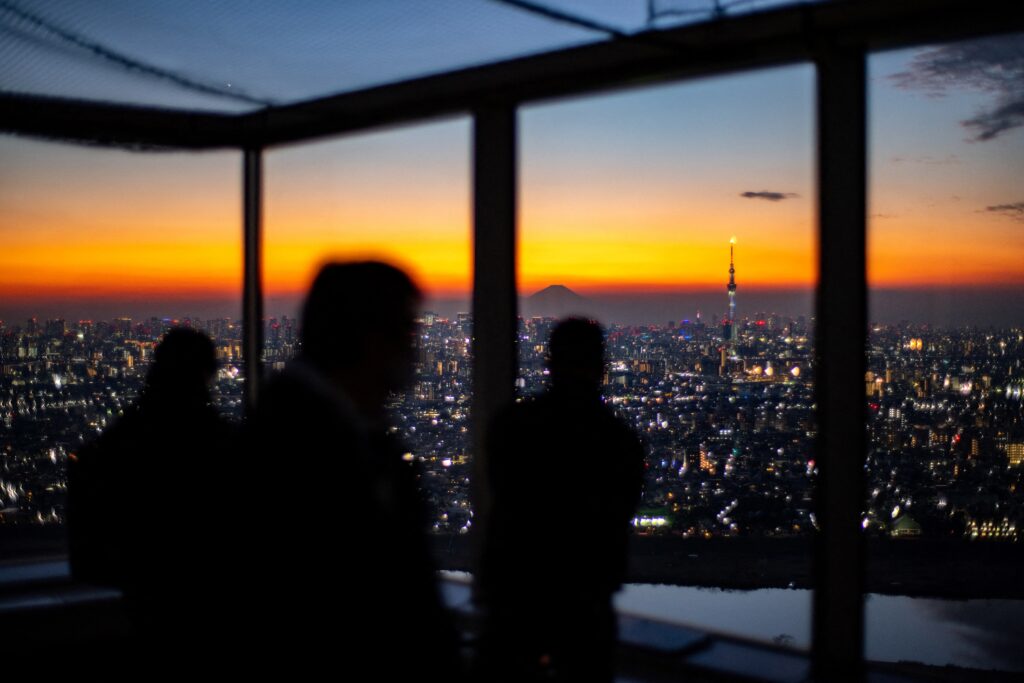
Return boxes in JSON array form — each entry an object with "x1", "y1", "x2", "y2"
[
  {"x1": 69, "y1": 327, "x2": 235, "y2": 655},
  {"x1": 478, "y1": 318, "x2": 644, "y2": 682},
  {"x1": 249, "y1": 261, "x2": 462, "y2": 677}
]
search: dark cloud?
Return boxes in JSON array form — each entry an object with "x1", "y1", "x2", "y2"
[
  {"x1": 984, "y1": 202, "x2": 1024, "y2": 221},
  {"x1": 964, "y1": 98, "x2": 1024, "y2": 141},
  {"x1": 890, "y1": 154, "x2": 961, "y2": 166},
  {"x1": 740, "y1": 191, "x2": 798, "y2": 202},
  {"x1": 890, "y1": 35, "x2": 1024, "y2": 141}
]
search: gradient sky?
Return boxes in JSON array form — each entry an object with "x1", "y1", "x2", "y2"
[
  {"x1": 0, "y1": 0, "x2": 809, "y2": 111},
  {"x1": 1, "y1": 23, "x2": 1022, "y2": 324}
]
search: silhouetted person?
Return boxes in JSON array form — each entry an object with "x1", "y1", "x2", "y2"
[
  {"x1": 248, "y1": 261, "x2": 462, "y2": 677},
  {"x1": 477, "y1": 318, "x2": 644, "y2": 683},
  {"x1": 68, "y1": 327, "x2": 235, "y2": 656}
]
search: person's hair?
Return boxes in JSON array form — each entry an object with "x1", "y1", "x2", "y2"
[
  {"x1": 300, "y1": 261, "x2": 421, "y2": 368},
  {"x1": 146, "y1": 327, "x2": 217, "y2": 400},
  {"x1": 548, "y1": 317, "x2": 604, "y2": 379}
]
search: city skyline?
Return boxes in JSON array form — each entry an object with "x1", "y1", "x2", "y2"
[
  {"x1": 2, "y1": 283, "x2": 1023, "y2": 329},
  {"x1": 4, "y1": 310, "x2": 1021, "y2": 542}
]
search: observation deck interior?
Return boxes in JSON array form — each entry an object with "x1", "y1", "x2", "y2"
[{"x1": 1, "y1": 1, "x2": 1022, "y2": 679}]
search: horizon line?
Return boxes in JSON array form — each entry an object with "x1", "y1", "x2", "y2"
[{"x1": 4, "y1": 281, "x2": 1023, "y2": 303}]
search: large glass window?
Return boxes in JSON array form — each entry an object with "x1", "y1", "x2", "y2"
[
  {"x1": 0, "y1": 135, "x2": 241, "y2": 559},
  {"x1": 865, "y1": 35, "x2": 1024, "y2": 673},
  {"x1": 518, "y1": 65, "x2": 817, "y2": 646},
  {"x1": 263, "y1": 118, "x2": 474, "y2": 546}
]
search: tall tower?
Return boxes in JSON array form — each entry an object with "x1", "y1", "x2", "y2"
[{"x1": 727, "y1": 236, "x2": 737, "y2": 343}]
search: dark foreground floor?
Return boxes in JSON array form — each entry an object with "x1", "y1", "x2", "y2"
[{"x1": 1, "y1": 559, "x2": 1021, "y2": 682}]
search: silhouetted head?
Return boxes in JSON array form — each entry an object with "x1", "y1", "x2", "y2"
[
  {"x1": 145, "y1": 327, "x2": 217, "y2": 408},
  {"x1": 548, "y1": 318, "x2": 605, "y2": 392},
  {"x1": 301, "y1": 261, "x2": 422, "y2": 410}
]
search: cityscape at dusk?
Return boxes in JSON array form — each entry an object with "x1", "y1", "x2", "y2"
[
  {"x1": 3, "y1": 294, "x2": 1022, "y2": 541},
  {"x1": 0, "y1": 3, "x2": 1022, "y2": 673},
  {"x1": 4, "y1": 202, "x2": 1023, "y2": 543}
]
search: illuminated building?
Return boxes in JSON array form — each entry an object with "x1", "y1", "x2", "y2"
[
  {"x1": 890, "y1": 515, "x2": 922, "y2": 538},
  {"x1": 725, "y1": 236, "x2": 738, "y2": 347},
  {"x1": 966, "y1": 518, "x2": 1019, "y2": 541},
  {"x1": 698, "y1": 447, "x2": 717, "y2": 475},
  {"x1": 1008, "y1": 442, "x2": 1024, "y2": 467}
]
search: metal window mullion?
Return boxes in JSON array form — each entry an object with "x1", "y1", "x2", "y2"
[
  {"x1": 243, "y1": 148, "x2": 264, "y2": 416},
  {"x1": 812, "y1": 46, "x2": 868, "y2": 681},
  {"x1": 470, "y1": 106, "x2": 518, "y2": 542}
]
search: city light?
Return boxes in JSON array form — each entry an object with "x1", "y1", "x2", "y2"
[{"x1": 1, "y1": 306, "x2": 1021, "y2": 543}]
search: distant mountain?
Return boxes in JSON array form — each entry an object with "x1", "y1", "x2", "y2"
[{"x1": 522, "y1": 284, "x2": 596, "y2": 319}]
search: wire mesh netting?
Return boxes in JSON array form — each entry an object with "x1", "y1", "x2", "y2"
[{"x1": 0, "y1": 0, "x2": 818, "y2": 113}]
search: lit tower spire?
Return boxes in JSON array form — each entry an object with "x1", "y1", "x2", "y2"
[{"x1": 727, "y1": 236, "x2": 737, "y2": 342}]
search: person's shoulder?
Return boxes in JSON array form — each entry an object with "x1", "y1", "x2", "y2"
[
  {"x1": 592, "y1": 398, "x2": 625, "y2": 424},
  {"x1": 497, "y1": 393, "x2": 554, "y2": 425},
  {"x1": 255, "y1": 360, "x2": 365, "y2": 446},
  {"x1": 77, "y1": 406, "x2": 144, "y2": 459},
  {"x1": 260, "y1": 361, "x2": 336, "y2": 416},
  {"x1": 594, "y1": 401, "x2": 643, "y2": 447},
  {"x1": 262, "y1": 361, "x2": 316, "y2": 399}
]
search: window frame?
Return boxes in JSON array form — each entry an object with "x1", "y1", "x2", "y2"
[{"x1": 2, "y1": 1, "x2": 1021, "y2": 678}]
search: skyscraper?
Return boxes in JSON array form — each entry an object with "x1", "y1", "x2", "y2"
[{"x1": 726, "y1": 236, "x2": 737, "y2": 345}]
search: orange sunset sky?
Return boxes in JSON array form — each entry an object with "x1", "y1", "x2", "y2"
[{"x1": 1, "y1": 54, "x2": 1022, "y2": 320}]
